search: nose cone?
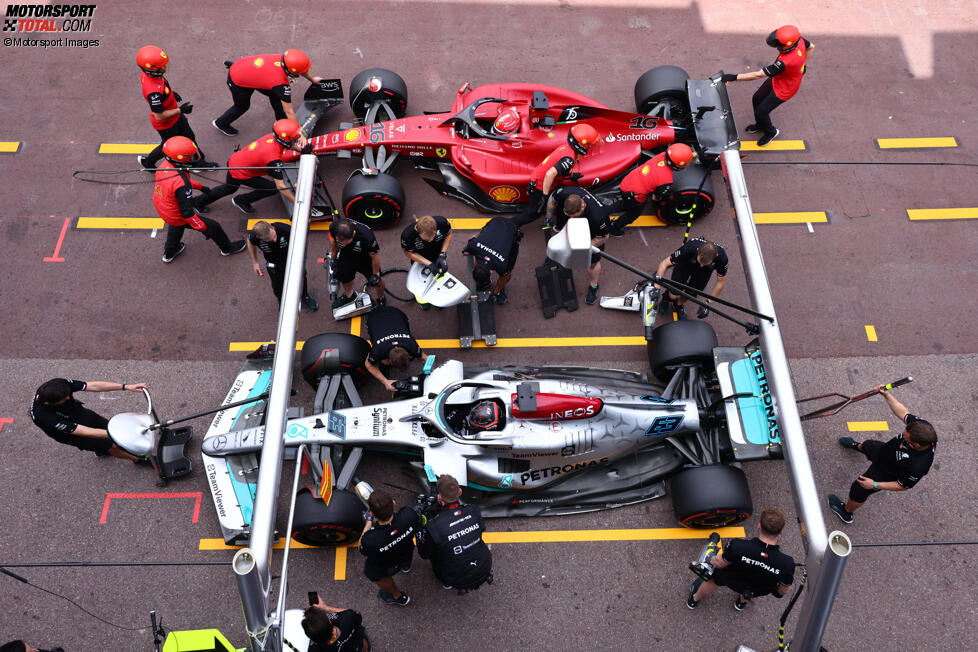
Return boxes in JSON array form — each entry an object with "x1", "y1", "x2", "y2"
[{"x1": 108, "y1": 412, "x2": 156, "y2": 457}]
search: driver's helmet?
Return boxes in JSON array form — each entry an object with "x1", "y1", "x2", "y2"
[
  {"x1": 665, "y1": 143, "x2": 694, "y2": 170},
  {"x1": 493, "y1": 107, "x2": 521, "y2": 135},
  {"x1": 766, "y1": 25, "x2": 800, "y2": 52},
  {"x1": 567, "y1": 123, "x2": 599, "y2": 155},
  {"x1": 136, "y1": 45, "x2": 168, "y2": 77},
  {"x1": 282, "y1": 49, "x2": 311, "y2": 76},
  {"x1": 162, "y1": 136, "x2": 198, "y2": 166},
  {"x1": 273, "y1": 118, "x2": 303, "y2": 148},
  {"x1": 466, "y1": 400, "x2": 501, "y2": 431}
]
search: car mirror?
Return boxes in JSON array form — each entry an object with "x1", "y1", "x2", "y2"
[{"x1": 545, "y1": 218, "x2": 594, "y2": 269}]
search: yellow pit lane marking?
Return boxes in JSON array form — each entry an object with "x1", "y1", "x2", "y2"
[
  {"x1": 452, "y1": 215, "x2": 667, "y2": 230},
  {"x1": 0, "y1": 141, "x2": 22, "y2": 153},
  {"x1": 99, "y1": 143, "x2": 156, "y2": 154},
  {"x1": 754, "y1": 212, "x2": 827, "y2": 224},
  {"x1": 740, "y1": 140, "x2": 806, "y2": 151},
  {"x1": 907, "y1": 207, "x2": 978, "y2": 221},
  {"x1": 865, "y1": 325, "x2": 878, "y2": 342},
  {"x1": 229, "y1": 335, "x2": 648, "y2": 352},
  {"x1": 877, "y1": 137, "x2": 957, "y2": 149},
  {"x1": 78, "y1": 217, "x2": 164, "y2": 229},
  {"x1": 847, "y1": 421, "x2": 890, "y2": 432}
]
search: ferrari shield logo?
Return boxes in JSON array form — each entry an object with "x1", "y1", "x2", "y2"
[{"x1": 436, "y1": 148, "x2": 447, "y2": 158}]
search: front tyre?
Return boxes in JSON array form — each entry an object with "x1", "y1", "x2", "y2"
[
  {"x1": 634, "y1": 65, "x2": 690, "y2": 122},
  {"x1": 349, "y1": 68, "x2": 408, "y2": 121},
  {"x1": 657, "y1": 163, "x2": 714, "y2": 225},
  {"x1": 671, "y1": 464, "x2": 753, "y2": 528},
  {"x1": 342, "y1": 172, "x2": 405, "y2": 229},
  {"x1": 291, "y1": 488, "x2": 367, "y2": 547}
]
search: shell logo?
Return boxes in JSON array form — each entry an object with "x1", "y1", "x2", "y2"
[
  {"x1": 343, "y1": 129, "x2": 360, "y2": 143},
  {"x1": 490, "y1": 185, "x2": 520, "y2": 202},
  {"x1": 253, "y1": 57, "x2": 265, "y2": 68}
]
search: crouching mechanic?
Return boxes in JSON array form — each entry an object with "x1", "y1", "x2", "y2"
[
  {"x1": 612, "y1": 143, "x2": 695, "y2": 237},
  {"x1": 365, "y1": 305, "x2": 428, "y2": 392},
  {"x1": 463, "y1": 215, "x2": 532, "y2": 304},
  {"x1": 301, "y1": 595, "x2": 370, "y2": 652},
  {"x1": 687, "y1": 508, "x2": 795, "y2": 611},
  {"x1": 654, "y1": 237, "x2": 727, "y2": 320},
  {"x1": 358, "y1": 488, "x2": 421, "y2": 606},
  {"x1": 328, "y1": 218, "x2": 384, "y2": 310},
  {"x1": 152, "y1": 137, "x2": 246, "y2": 263},
  {"x1": 546, "y1": 186, "x2": 611, "y2": 304},
  {"x1": 30, "y1": 378, "x2": 150, "y2": 463},
  {"x1": 416, "y1": 474, "x2": 493, "y2": 592}
]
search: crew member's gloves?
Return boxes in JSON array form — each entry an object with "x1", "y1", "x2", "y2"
[
  {"x1": 179, "y1": 102, "x2": 194, "y2": 114},
  {"x1": 434, "y1": 253, "x2": 449, "y2": 275},
  {"x1": 697, "y1": 305, "x2": 710, "y2": 319},
  {"x1": 568, "y1": 172, "x2": 584, "y2": 182},
  {"x1": 367, "y1": 274, "x2": 381, "y2": 287},
  {"x1": 301, "y1": 143, "x2": 314, "y2": 154},
  {"x1": 720, "y1": 74, "x2": 738, "y2": 83}
]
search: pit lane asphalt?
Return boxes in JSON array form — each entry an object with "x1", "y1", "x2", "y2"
[{"x1": 1, "y1": 2, "x2": 977, "y2": 650}]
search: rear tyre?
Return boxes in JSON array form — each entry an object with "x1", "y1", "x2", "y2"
[
  {"x1": 300, "y1": 333, "x2": 371, "y2": 389},
  {"x1": 648, "y1": 320, "x2": 717, "y2": 382},
  {"x1": 657, "y1": 163, "x2": 715, "y2": 225},
  {"x1": 350, "y1": 68, "x2": 408, "y2": 121},
  {"x1": 342, "y1": 172, "x2": 405, "y2": 229},
  {"x1": 671, "y1": 464, "x2": 753, "y2": 528},
  {"x1": 292, "y1": 488, "x2": 366, "y2": 546},
  {"x1": 634, "y1": 65, "x2": 690, "y2": 121}
]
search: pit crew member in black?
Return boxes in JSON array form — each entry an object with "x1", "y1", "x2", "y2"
[
  {"x1": 1, "y1": 639, "x2": 64, "y2": 652},
  {"x1": 687, "y1": 508, "x2": 795, "y2": 611},
  {"x1": 828, "y1": 385, "x2": 937, "y2": 524},
  {"x1": 365, "y1": 306, "x2": 427, "y2": 392},
  {"x1": 416, "y1": 474, "x2": 493, "y2": 591},
  {"x1": 302, "y1": 596, "x2": 370, "y2": 652},
  {"x1": 463, "y1": 214, "x2": 534, "y2": 304},
  {"x1": 246, "y1": 220, "x2": 317, "y2": 311},
  {"x1": 401, "y1": 215, "x2": 453, "y2": 308},
  {"x1": 328, "y1": 219, "x2": 384, "y2": 310},
  {"x1": 30, "y1": 379, "x2": 149, "y2": 462},
  {"x1": 546, "y1": 187, "x2": 611, "y2": 305},
  {"x1": 358, "y1": 488, "x2": 421, "y2": 606},
  {"x1": 654, "y1": 237, "x2": 728, "y2": 320}
]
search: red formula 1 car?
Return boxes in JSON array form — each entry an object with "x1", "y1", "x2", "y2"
[{"x1": 297, "y1": 66, "x2": 735, "y2": 228}]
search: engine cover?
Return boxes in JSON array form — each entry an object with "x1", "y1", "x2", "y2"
[{"x1": 511, "y1": 392, "x2": 603, "y2": 421}]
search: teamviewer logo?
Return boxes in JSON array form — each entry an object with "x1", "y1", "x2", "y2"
[{"x1": 3, "y1": 19, "x2": 17, "y2": 31}]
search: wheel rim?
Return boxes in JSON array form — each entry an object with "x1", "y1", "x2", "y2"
[{"x1": 364, "y1": 207, "x2": 384, "y2": 219}]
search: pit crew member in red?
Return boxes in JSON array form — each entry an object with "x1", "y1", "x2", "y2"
[
  {"x1": 827, "y1": 385, "x2": 937, "y2": 524},
  {"x1": 546, "y1": 187, "x2": 611, "y2": 305},
  {"x1": 153, "y1": 137, "x2": 246, "y2": 263},
  {"x1": 721, "y1": 25, "x2": 814, "y2": 147},
  {"x1": 328, "y1": 218, "x2": 385, "y2": 310},
  {"x1": 613, "y1": 143, "x2": 695, "y2": 236},
  {"x1": 30, "y1": 378, "x2": 149, "y2": 462},
  {"x1": 513, "y1": 123, "x2": 600, "y2": 223},
  {"x1": 654, "y1": 237, "x2": 728, "y2": 320},
  {"x1": 358, "y1": 488, "x2": 421, "y2": 606},
  {"x1": 196, "y1": 119, "x2": 307, "y2": 215},
  {"x1": 687, "y1": 508, "x2": 795, "y2": 610},
  {"x1": 136, "y1": 46, "x2": 216, "y2": 171},
  {"x1": 365, "y1": 305, "x2": 427, "y2": 392},
  {"x1": 213, "y1": 49, "x2": 324, "y2": 136}
]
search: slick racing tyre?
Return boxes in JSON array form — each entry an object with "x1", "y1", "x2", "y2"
[
  {"x1": 350, "y1": 68, "x2": 408, "y2": 121},
  {"x1": 657, "y1": 163, "x2": 715, "y2": 225},
  {"x1": 634, "y1": 65, "x2": 690, "y2": 122},
  {"x1": 292, "y1": 488, "x2": 366, "y2": 546},
  {"x1": 671, "y1": 464, "x2": 753, "y2": 528},
  {"x1": 300, "y1": 332, "x2": 371, "y2": 389},
  {"x1": 342, "y1": 172, "x2": 405, "y2": 229},
  {"x1": 648, "y1": 320, "x2": 718, "y2": 382}
]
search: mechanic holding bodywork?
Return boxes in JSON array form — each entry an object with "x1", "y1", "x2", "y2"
[
  {"x1": 301, "y1": 595, "x2": 370, "y2": 652},
  {"x1": 654, "y1": 237, "x2": 728, "y2": 320},
  {"x1": 546, "y1": 187, "x2": 611, "y2": 305},
  {"x1": 358, "y1": 488, "x2": 420, "y2": 606},
  {"x1": 195, "y1": 119, "x2": 309, "y2": 215},
  {"x1": 612, "y1": 143, "x2": 695, "y2": 237},
  {"x1": 246, "y1": 220, "x2": 318, "y2": 312},
  {"x1": 30, "y1": 378, "x2": 149, "y2": 463},
  {"x1": 364, "y1": 305, "x2": 428, "y2": 392},
  {"x1": 687, "y1": 508, "x2": 795, "y2": 611},
  {"x1": 328, "y1": 218, "x2": 385, "y2": 310},
  {"x1": 213, "y1": 49, "x2": 324, "y2": 137},
  {"x1": 720, "y1": 25, "x2": 814, "y2": 147},
  {"x1": 135, "y1": 45, "x2": 216, "y2": 171},
  {"x1": 152, "y1": 137, "x2": 246, "y2": 263},
  {"x1": 513, "y1": 123, "x2": 601, "y2": 223},
  {"x1": 416, "y1": 475, "x2": 493, "y2": 592},
  {"x1": 827, "y1": 384, "x2": 937, "y2": 524},
  {"x1": 401, "y1": 215, "x2": 453, "y2": 310},
  {"x1": 463, "y1": 214, "x2": 533, "y2": 304}
]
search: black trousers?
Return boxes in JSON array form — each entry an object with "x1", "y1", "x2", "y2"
[
  {"x1": 512, "y1": 187, "x2": 546, "y2": 226},
  {"x1": 146, "y1": 115, "x2": 208, "y2": 167},
  {"x1": 198, "y1": 171, "x2": 279, "y2": 207},
  {"x1": 266, "y1": 263, "x2": 310, "y2": 302},
  {"x1": 215, "y1": 74, "x2": 287, "y2": 128},
  {"x1": 163, "y1": 217, "x2": 232, "y2": 257},
  {"x1": 614, "y1": 193, "x2": 648, "y2": 231},
  {"x1": 751, "y1": 78, "x2": 786, "y2": 136}
]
